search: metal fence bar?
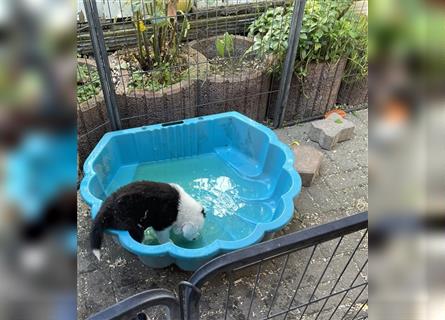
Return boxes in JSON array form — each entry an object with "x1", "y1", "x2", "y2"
[
  {"x1": 83, "y1": 0, "x2": 121, "y2": 130},
  {"x1": 268, "y1": 282, "x2": 368, "y2": 320},
  {"x1": 282, "y1": 244, "x2": 318, "y2": 319},
  {"x1": 340, "y1": 283, "x2": 368, "y2": 320},
  {"x1": 313, "y1": 230, "x2": 368, "y2": 320},
  {"x1": 79, "y1": 0, "x2": 368, "y2": 134},
  {"x1": 327, "y1": 259, "x2": 368, "y2": 320},
  {"x1": 87, "y1": 289, "x2": 180, "y2": 320},
  {"x1": 189, "y1": 212, "x2": 367, "y2": 286},
  {"x1": 266, "y1": 253, "x2": 290, "y2": 317},
  {"x1": 182, "y1": 212, "x2": 368, "y2": 319},
  {"x1": 224, "y1": 271, "x2": 233, "y2": 320},
  {"x1": 294, "y1": 237, "x2": 344, "y2": 320},
  {"x1": 272, "y1": 0, "x2": 307, "y2": 128},
  {"x1": 351, "y1": 299, "x2": 368, "y2": 320},
  {"x1": 85, "y1": 213, "x2": 367, "y2": 320},
  {"x1": 247, "y1": 262, "x2": 263, "y2": 319}
]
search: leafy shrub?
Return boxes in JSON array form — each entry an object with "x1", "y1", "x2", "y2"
[
  {"x1": 343, "y1": 16, "x2": 368, "y2": 81},
  {"x1": 77, "y1": 63, "x2": 100, "y2": 103},
  {"x1": 126, "y1": 0, "x2": 191, "y2": 89},
  {"x1": 247, "y1": 7, "x2": 291, "y2": 60},
  {"x1": 248, "y1": 0, "x2": 366, "y2": 77}
]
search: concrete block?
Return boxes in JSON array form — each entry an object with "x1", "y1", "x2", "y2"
[
  {"x1": 309, "y1": 113, "x2": 355, "y2": 150},
  {"x1": 293, "y1": 144, "x2": 324, "y2": 187}
]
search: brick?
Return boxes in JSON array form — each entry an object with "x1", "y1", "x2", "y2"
[
  {"x1": 292, "y1": 144, "x2": 324, "y2": 187},
  {"x1": 309, "y1": 113, "x2": 355, "y2": 150}
]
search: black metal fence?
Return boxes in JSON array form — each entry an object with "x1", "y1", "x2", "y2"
[
  {"x1": 77, "y1": 0, "x2": 368, "y2": 169},
  {"x1": 88, "y1": 212, "x2": 368, "y2": 320}
]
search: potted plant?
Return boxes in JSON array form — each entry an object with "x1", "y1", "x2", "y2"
[
  {"x1": 113, "y1": 0, "x2": 206, "y2": 128},
  {"x1": 248, "y1": 0, "x2": 359, "y2": 122},
  {"x1": 337, "y1": 15, "x2": 368, "y2": 107},
  {"x1": 188, "y1": 32, "x2": 273, "y2": 122}
]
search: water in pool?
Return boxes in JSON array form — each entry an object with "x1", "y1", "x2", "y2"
[{"x1": 106, "y1": 153, "x2": 276, "y2": 248}]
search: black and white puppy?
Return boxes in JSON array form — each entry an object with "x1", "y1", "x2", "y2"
[{"x1": 90, "y1": 180, "x2": 205, "y2": 260}]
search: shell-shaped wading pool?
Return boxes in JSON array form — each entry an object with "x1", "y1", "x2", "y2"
[{"x1": 81, "y1": 112, "x2": 301, "y2": 271}]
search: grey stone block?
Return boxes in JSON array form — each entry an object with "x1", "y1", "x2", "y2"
[
  {"x1": 309, "y1": 113, "x2": 355, "y2": 150},
  {"x1": 293, "y1": 144, "x2": 324, "y2": 187}
]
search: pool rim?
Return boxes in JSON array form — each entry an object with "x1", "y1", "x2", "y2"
[{"x1": 80, "y1": 112, "x2": 302, "y2": 260}]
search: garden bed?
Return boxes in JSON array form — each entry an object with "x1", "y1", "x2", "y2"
[
  {"x1": 109, "y1": 46, "x2": 206, "y2": 128},
  {"x1": 77, "y1": 58, "x2": 108, "y2": 167},
  {"x1": 190, "y1": 35, "x2": 271, "y2": 122},
  {"x1": 268, "y1": 58, "x2": 347, "y2": 122},
  {"x1": 337, "y1": 75, "x2": 368, "y2": 108},
  {"x1": 296, "y1": 58, "x2": 347, "y2": 119},
  {"x1": 77, "y1": 57, "x2": 127, "y2": 169}
]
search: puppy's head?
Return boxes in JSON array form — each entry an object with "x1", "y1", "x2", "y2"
[{"x1": 171, "y1": 184, "x2": 205, "y2": 241}]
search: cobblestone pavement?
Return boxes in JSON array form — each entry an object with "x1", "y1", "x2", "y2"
[{"x1": 77, "y1": 109, "x2": 368, "y2": 320}]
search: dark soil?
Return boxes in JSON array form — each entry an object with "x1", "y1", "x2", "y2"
[{"x1": 208, "y1": 55, "x2": 264, "y2": 77}]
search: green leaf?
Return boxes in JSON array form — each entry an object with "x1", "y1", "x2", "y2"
[{"x1": 215, "y1": 32, "x2": 234, "y2": 58}]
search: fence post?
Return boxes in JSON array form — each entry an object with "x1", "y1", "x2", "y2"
[
  {"x1": 83, "y1": 0, "x2": 122, "y2": 131},
  {"x1": 273, "y1": 0, "x2": 307, "y2": 128}
]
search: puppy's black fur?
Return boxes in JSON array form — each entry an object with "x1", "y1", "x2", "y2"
[{"x1": 91, "y1": 181, "x2": 180, "y2": 252}]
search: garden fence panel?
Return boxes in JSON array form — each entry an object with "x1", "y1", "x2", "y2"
[
  {"x1": 77, "y1": 0, "x2": 368, "y2": 168},
  {"x1": 86, "y1": 212, "x2": 368, "y2": 320}
]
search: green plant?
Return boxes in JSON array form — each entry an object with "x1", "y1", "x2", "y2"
[
  {"x1": 343, "y1": 16, "x2": 368, "y2": 81},
  {"x1": 128, "y1": 61, "x2": 186, "y2": 90},
  {"x1": 248, "y1": 0, "x2": 362, "y2": 77},
  {"x1": 247, "y1": 7, "x2": 291, "y2": 59},
  {"x1": 215, "y1": 32, "x2": 235, "y2": 58},
  {"x1": 77, "y1": 64, "x2": 100, "y2": 103},
  {"x1": 126, "y1": 0, "x2": 191, "y2": 88}
]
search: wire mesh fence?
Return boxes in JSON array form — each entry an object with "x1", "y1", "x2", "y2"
[
  {"x1": 77, "y1": 55, "x2": 112, "y2": 167},
  {"x1": 180, "y1": 212, "x2": 368, "y2": 320},
  {"x1": 86, "y1": 212, "x2": 368, "y2": 320},
  {"x1": 77, "y1": 0, "x2": 368, "y2": 169}
]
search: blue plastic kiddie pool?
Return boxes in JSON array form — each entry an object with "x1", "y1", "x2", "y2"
[{"x1": 81, "y1": 112, "x2": 301, "y2": 271}]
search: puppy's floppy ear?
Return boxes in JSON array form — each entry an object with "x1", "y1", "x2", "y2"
[{"x1": 182, "y1": 223, "x2": 197, "y2": 240}]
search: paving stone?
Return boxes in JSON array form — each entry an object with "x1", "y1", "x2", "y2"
[
  {"x1": 354, "y1": 151, "x2": 368, "y2": 168},
  {"x1": 293, "y1": 189, "x2": 316, "y2": 213},
  {"x1": 294, "y1": 187, "x2": 342, "y2": 217},
  {"x1": 326, "y1": 148, "x2": 360, "y2": 172},
  {"x1": 323, "y1": 170, "x2": 368, "y2": 191},
  {"x1": 307, "y1": 184, "x2": 344, "y2": 213},
  {"x1": 293, "y1": 144, "x2": 324, "y2": 187},
  {"x1": 318, "y1": 156, "x2": 341, "y2": 176},
  {"x1": 309, "y1": 113, "x2": 355, "y2": 150},
  {"x1": 274, "y1": 130, "x2": 292, "y2": 145},
  {"x1": 333, "y1": 186, "x2": 368, "y2": 210},
  {"x1": 353, "y1": 109, "x2": 368, "y2": 123},
  {"x1": 281, "y1": 123, "x2": 308, "y2": 140}
]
